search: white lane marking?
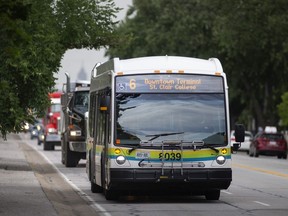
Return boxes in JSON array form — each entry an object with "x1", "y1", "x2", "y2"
[
  {"x1": 29, "y1": 143, "x2": 111, "y2": 216},
  {"x1": 254, "y1": 201, "x2": 271, "y2": 207},
  {"x1": 222, "y1": 191, "x2": 232, "y2": 195}
]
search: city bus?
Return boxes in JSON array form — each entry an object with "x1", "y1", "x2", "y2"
[{"x1": 86, "y1": 56, "x2": 244, "y2": 200}]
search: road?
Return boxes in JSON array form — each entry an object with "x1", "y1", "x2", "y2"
[{"x1": 21, "y1": 133, "x2": 288, "y2": 216}]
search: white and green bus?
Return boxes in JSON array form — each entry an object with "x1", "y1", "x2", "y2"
[{"x1": 86, "y1": 56, "x2": 244, "y2": 200}]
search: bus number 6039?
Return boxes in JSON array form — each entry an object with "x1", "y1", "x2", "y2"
[{"x1": 159, "y1": 152, "x2": 182, "y2": 161}]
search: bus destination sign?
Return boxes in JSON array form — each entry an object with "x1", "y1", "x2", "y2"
[{"x1": 115, "y1": 74, "x2": 224, "y2": 93}]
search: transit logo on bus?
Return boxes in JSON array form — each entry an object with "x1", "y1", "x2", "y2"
[{"x1": 116, "y1": 74, "x2": 224, "y2": 93}]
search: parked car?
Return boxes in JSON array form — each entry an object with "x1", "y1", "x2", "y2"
[
  {"x1": 231, "y1": 130, "x2": 253, "y2": 154},
  {"x1": 249, "y1": 130, "x2": 287, "y2": 159}
]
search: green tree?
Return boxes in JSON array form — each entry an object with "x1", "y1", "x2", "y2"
[
  {"x1": 277, "y1": 92, "x2": 288, "y2": 127},
  {"x1": 0, "y1": 0, "x2": 120, "y2": 139},
  {"x1": 213, "y1": 0, "x2": 288, "y2": 130},
  {"x1": 108, "y1": 0, "x2": 218, "y2": 58},
  {"x1": 107, "y1": 0, "x2": 288, "y2": 131}
]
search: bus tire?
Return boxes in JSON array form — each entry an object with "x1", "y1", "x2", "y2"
[{"x1": 205, "y1": 190, "x2": 220, "y2": 200}]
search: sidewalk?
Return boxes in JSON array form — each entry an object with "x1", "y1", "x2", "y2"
[{"x1": 0, "y1": 133, "x2": 57, "y2": 216}]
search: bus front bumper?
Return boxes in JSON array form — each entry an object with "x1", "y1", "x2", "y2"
[{"x1": 109, "y1": 168, "x2": 232, "y2": 192}]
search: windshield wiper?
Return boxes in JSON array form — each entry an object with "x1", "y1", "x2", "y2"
[
  {"x1": 127, "y1": 144, "x2": 141, "y2": 155},
  {"x1": 127, "y1": 132, "x2": 184, "y2": 154},
  {"x1": 127, "y1": 139, "x2": 219, "y2": 155},
  {"x1": 127, "y1": 140, "x2": 161, "y2": 154},
  {"x1": 201, "y1": 144, "x2": 219, "y2": 153},
  {"x1": 146, "y1": 132, "x2": 184, "y2": 141}
]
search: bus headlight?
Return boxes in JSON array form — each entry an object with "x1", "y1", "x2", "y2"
[
  {"x1": 116, "y1": 155, "x2": 126, "y2": 165},
  {"x1": 216, "y1": 155, "x2": 226, "y2": 165}
]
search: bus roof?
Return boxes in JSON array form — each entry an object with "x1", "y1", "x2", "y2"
[{"x1": 93, "y1": 56, "x2": 223, "y2": 77}]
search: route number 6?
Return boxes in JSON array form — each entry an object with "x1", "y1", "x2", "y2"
[{"x1": 129, "y1": 79, "x2": 136, "y2": 90}]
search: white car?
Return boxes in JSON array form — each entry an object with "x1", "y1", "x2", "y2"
[{"x1": 231, "y1": 130, "x2": 253, "y2": 153}]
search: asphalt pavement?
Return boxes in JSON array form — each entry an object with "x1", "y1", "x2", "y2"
[{"x1": 0, "y1": 133, "x2": 58, "y2": 216}]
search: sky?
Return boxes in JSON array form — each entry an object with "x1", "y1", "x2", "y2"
[{"x1": 54, "y1": 0, "x2": 132, "y2": 90}]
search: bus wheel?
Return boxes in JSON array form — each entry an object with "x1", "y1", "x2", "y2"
[{"x1": 205, "y1": 190, "x2": 220, "y2": 200}]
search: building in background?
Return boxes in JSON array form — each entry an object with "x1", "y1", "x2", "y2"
[{"x1": 54, "y1": 0, "x2": 132, "y2": 90}]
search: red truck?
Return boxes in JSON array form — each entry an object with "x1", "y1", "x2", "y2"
[{"x1": 43, "y1": 92, "x2": 62, "y2": 150}]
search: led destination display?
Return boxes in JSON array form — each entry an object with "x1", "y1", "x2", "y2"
[{"x1": 116, "y1": 74, "x2": 224, "y2": 93}]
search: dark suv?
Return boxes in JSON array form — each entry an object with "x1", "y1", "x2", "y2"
[{"x1": 249, "y1": 131, "x2": 287, "y2": 159}]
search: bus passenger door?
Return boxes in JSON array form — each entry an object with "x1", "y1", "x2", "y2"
[
  {"x1": 95, "y1": 92, "x2": 110, "y2": 187},
  {"x1": 94, "y1": 93, "x2": 103, "y2": 186}
]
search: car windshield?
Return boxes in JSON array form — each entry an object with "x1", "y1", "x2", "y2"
[
  {"x1": 115, "y1": 93, "x2": 227, "y2": 146},
  {"x1": 51, "y1": 103, "x2": 61, "y2": 112}
]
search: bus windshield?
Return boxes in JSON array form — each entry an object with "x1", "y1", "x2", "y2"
[{"x1": 115, "y1": 93, "x2": 227, "y2": 146}]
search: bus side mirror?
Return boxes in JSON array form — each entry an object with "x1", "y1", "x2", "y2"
[
  {"x1": 235, "y1": 124, "x2": 245, "y2": 142},
  {"x1": 100, "y1": 95, "x2": 110, "y2": 113},
  {"x1": 232, "y1": 124, "x2": 245, "y2": 153}
]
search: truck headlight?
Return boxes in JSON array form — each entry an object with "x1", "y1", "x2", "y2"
[
  {"x1": 70, "y1": 130, "x2": 81, "y2": 136},
  {"x1": 47, "y1": 128, "x2": 56, "y2": 134}
]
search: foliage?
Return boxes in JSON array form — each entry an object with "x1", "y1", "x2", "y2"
[
  {"x1": 277, "y1": 92, "x2": 288, "y2": 127},
  {"x1": 0, "y1": 0, "x2": 120, "y2": 139},
  {"x1": 213, "y1": 0, "x2": 288, "y2": 130},
  {"x1": 107, "y1": 0, "x2": 288, "y2": 131},
  {"x1": 107, "y1": 0, "x2": 218, "y2": 58}
]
